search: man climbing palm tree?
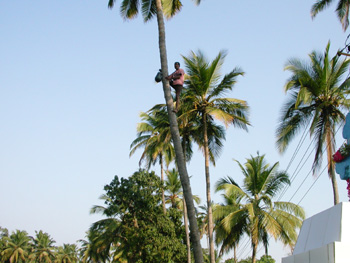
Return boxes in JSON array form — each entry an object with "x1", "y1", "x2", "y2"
[
  {"x1": 166, "y1": 62, "x2": 185, "y2": 113},
  {"x1": 107, "y1": 1, "x2": 204, "y2": 261}
]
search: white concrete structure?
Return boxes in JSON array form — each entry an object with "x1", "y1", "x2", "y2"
[{"x1": 282, "y1": 202, "x2": 350, "y2": 263}]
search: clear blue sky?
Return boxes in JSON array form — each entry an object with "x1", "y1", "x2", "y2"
[{"x1": 1, "y1": 1, "x2": 349, "y2": 262}]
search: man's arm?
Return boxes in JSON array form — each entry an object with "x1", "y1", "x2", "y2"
[
  {"x1": 165, "y1": 72, "x2": 174, "y2": 80},
  {"x1": 170, "y1": 70, "x2": 183, "y2": 80}
]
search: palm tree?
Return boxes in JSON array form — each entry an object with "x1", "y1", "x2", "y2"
[
  {"x1": 150, "y1": 101, "x2": 228, "y2": 166},
  {"x1": 202, "y1": 248, "x2": 222, "y2": 263},
  {"x1": 311, "y1": 0, "x2": 350, "y2": 31},
  {"x1": 90, "y1": 194, "x2": 112, "y2": 215},
  {"x1": 197, "y1": 204, "x2": 208, "y2": 244},
  {"x1": 89, "y1": 219, "x2": 123, "y2": 262},
  {"x1": 150, "y1": 101, "x2": 202, "y2": 164},
  {"x1": 0, "y1": 227, "x2": 9, "y2": 262},
  {"x1": 164, "y1": 168, "x2": 201, "y2": 263},
  {"x1": 55, "y1": 244, "x2": 79, "y2": 263},
  {"x1": 130, "y1": 110, "x2": 175, "y2": 213},
  {"x1": 276, "y1": 42, "x2": 350, "y2": 205},
  {"x1": 213, "y1": 178, "x2": 246, "y2": 263},
  {"x1": 79, "y1": 217, "x2": 125, "y2": 263},
  {"x1": 165, "y1": 168, "x2": 183, "y2": 208},
  {"x1": 106, "y1": 0, "x2": 204, "y2": 260},
  {"x1": 182, "y1": 49, "x2": 250, "y2": 263},
  {"x1": 215, "y1": 154, "x2": 305, "y2": 263},
  {"x1": 86, "y1": 195, "x2": 124, "y2": 262},
  {"x1": 1, "y1": 230, "x2": 31, "y2": 263},
  {"x1": 149, "y1": 102, "x2": 226, "y2": 259},
  {"x1": 29, "y1": 231, "x2": 56, "y2": 263},
  {"x1": 79, "y1": 230, "x2": 113, "y2": 263},
  {"x1": 196, "y1": 204, "x2": 210, "y2": 250}
]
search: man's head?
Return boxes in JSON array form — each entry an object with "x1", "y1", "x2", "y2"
[{"x1": 174, "y1": 62, "x2": 180, "y2": 70}]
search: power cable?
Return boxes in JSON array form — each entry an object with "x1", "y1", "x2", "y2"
[
  {"x1": 278, "y1": 136, "x2": 314, "y2": 201},
  {"x1": 297, "y1": 165, "x2": 327, "y2": 205},
  {"x1": 236, "y1": 40, "x2": 350, "y2": 262},
  {"x1": 285, "y1": 125, "x2": 309, "y2": 172},
  {"x1": 236, "y1": 117, "x2": 347, "y2": 261}
]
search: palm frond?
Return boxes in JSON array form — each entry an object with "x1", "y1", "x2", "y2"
[
  {"x1": 311, "y1": 0, "x2": 333, "y2": 18},
  {"x1": 273, "y1": 201, "x2": 306, "y2": 219},
  {"x1": 209, "y1": 67, "x2": 244, "y2": 99},
  {"x1": 162, "y1": 0, "x2": 183, "y2": 19},
  {"x1": 141, "y1": 0, "x2": 156, "y2": 22},
  {"x1": 336, "y1": 0, "x2": 350, "y2": 30},
  {"x1": 120, "y1": 0, "x2": 139, "y2": 20},
  {"x1": 215, "y1": 176, "x2": 239, "y2": 192},
  {"x1": 263, "y1": 171, "x2": 290, "y2": 197},
  {"x1": 276, "y1": 91, "x2": 315, "y2": 153}
]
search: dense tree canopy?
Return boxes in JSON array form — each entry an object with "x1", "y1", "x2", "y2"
[
  {"x1": 225, "y1": 255, "x2": 275, "y2": 263},
  {"x1": 0, "y1": 229, "x2": 78, "y2": 263},
  {"x1": 102, "y1": 169, "x2": 187, "y2": 263}
]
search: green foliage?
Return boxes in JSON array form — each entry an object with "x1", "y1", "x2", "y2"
[
  {"x1": 164, "y1": 168, "x2": 201, "y2": 209},
  {"x1": 29, "y1": 230, "x2": 56, "y2": 263},
  {"x1": 1, "y1": 230, "x2": 31, "y2": 263},
  {"x1": 55, "y1": 244, "x2": 79, "y2": 263},
  {"x1": 107, "y1": 0, "x2": 183, "y2": 22},
  {"x1": 165, "y1": 168, "x2": 183, "y2": 208},
  {"x1": 0, "y1": 171, "x2": 188, "y2": 263},
  {"x1": 202, "y1": 248, "x2": 222, "y2": 263},
  {"x1": 79, "y1": 229, "x2": 111, "y2": 263},
  {"x1": 181, "y1": 49, "x2": 250, "y2": 164},
  {"x1": 235, "y1": 255, "x2": 276, "y2": 263},
  {"x1": 181, "y1": 49, "x2": 250, "y2": 263},
  {"x1": 215, "y1": 154, "x2": 305, "y2": 263},
  {"x1": 0, "y1": 228, "x2": 8, "y2": 239},
  {"x1": 311, "y1": 0, "x2": 350, "y2": 31},
  {"x1": 237, "y1": 257, "x2": 252, "y2": 263},
  {"x1": 100, "y1": 169, "x2": 187, "y2": 262},
  {"x1": 0, "y1": 227, "x2": 9, "y2": 260},
  {"x1": 104, "y1": 169, "x2": 163, "y2": 216},
  {"x1": 0, "y1": 229, "x2": 79, "y2": 263},
  {"x1": 276, "y1": 41, "x2": 350, "y2": 204},
  {"x1": 130, "y1": 110, "x2": 174, "y2": 170},
  {"x1": 258, "y1": 255, "x2": 275, "y2": 263}
]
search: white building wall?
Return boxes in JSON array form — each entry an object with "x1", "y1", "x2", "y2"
[{"x1": 282, "y1": 202, "x2": 350, "y2": 263}]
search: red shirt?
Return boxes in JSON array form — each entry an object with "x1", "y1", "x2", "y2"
[{"x1": 169, "y1": 68, "x2": 185, "y2": 86}]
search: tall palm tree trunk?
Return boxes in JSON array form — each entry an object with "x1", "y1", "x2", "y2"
[
  {"x1": 203, "y1": 113, "x2": 215, "y2": 263},
  {"x1": 326, "y1": 130, "x2": 339, "y2": 205},
  {"x1": 251, "y1": 241, "x2": 258, "y2": 263},
  {"x1": 234, "y1": 245, "x2": 237, "y2": 263},
  {"x1": 182, "y1": 139, "x2": 192, "y2": 263},
  {"x1": 160, "y1": 155, "x2": 166, "y2": 214},
  {"x1": 154, "y1": 1, "x2": 203, "y2": 262},
  {"x1": 183, "y1": 198, "x2": 191, "y2": 263}
]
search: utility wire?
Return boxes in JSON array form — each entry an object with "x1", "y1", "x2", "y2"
[
  {"x1": 278, "y1": 136, "x2": 314, "y2": 201},
  {"x1": 297, "y1": 165, "x2": 327, "y2": 205},
  {"x1": 236, "y1": 43, "x2": 350, "y2": 261},
  {"x1": 236, "y1": 117, "x2": 347, "y2": 261},
  {"x1": 285, "y1": 125, "x2": 309, "y2": 172}
]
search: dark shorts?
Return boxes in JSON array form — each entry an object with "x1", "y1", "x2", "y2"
[{"x1": 171, "y1": 84, "x2": 183, "y2": 93}]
